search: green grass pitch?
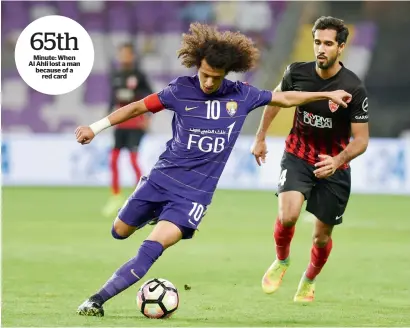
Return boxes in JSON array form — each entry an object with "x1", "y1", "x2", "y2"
[{"x1": 2, "y1": 187, "x2": 410, "y2": 327}]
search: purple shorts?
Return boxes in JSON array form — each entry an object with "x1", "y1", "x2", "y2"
[{"x1": 118, "y1": 176, "x2": 208, "y2": 239}]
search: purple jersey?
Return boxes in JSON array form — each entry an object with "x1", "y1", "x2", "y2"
[{"x1": 147, "y1": 75, "x2": 272, "y2": 205}]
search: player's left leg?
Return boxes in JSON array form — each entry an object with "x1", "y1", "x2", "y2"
[
  {"x1": 263, "y1": 152, "x2": 315, "y2": 294},
  {"x1": 293, "y1": 215, "x2": 334, "y2": 302},
  {"x1": 294, "y1": 168, "x2": 351, "y2": 302}
]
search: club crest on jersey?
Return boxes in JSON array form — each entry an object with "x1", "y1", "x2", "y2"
[
  {"x1": 226, "y1": 101, "x2": 238, "y2": 117},
  {"x1": 328, "y1": 100, "x2": 339, "y2": 112}
]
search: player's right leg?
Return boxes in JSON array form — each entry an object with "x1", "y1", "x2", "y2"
[
  {"x1": 77, "y1": 220, "x2": 184, "y2": 317},
  {"x1": 262, "y1": 191, "x2": 304, "y2": 294},
  {"x1": 262, "y1": 152, "x2": 314, "y2": 294}
]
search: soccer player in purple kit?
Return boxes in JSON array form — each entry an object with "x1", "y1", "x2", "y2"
[{"x1": 75, "y1": 23, "x2": 352, "y2": 317}]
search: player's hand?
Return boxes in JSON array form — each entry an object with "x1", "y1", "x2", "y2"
[
  {"x1": 75, "y1": 126, "x2": 95, "y2": 145},
  {"x1": 251, "y1": 139, "x2": 268, "y2": 166},
  {"x1": 313, "y1": 154, "x2": 340, "y2": 179},
  {"x1": 328, "y1": 90, "x2": 352, "y2": 108}
]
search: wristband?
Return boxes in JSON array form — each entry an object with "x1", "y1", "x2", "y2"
[{"x1": 89, "y1": 117, "x2": 111, "y2": 135}]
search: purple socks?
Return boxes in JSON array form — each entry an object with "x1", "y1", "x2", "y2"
[{"x1": 94, "y1": 240, "x2": 164, "y2": 303}]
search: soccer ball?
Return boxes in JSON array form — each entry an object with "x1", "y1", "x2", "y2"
[{"x1": 136, "y1": 278, "x2": 179, "y2": 319}]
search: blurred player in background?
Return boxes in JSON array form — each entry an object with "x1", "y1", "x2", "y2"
[
  {"x1": 251, "y1": 16, "x2": 369, "y2": 302},
  {"x1": 74, "y1": 23, "x2": 352, "y2": 316},
  {"x1": 103, "y1": 43, "x2": 153, "y2": 217}
]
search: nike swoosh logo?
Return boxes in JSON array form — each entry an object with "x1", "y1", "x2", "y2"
[
  {"x1": 149, "y1": 284, "x2": 159, "y2": 292},
  {"x1": 130, "y1": 269, "x2": 141, "y2": 279},
  {"x1": 185, "y1": 106, "x2": 198, "y2": 111},
  {"x1": 336, "y1": 215, "x2": 342, "y2": 220}
]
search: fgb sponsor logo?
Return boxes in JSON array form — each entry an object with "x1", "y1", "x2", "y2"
[
  {"x1": 187, "y1": 135, "x2": 226, "y2": 153},
  {"x1": 303, "y1": 111, "x2": 332, "y2": 128},
  {"x1": 187, "y1": 122, "x2": 236, "y2": 153}
]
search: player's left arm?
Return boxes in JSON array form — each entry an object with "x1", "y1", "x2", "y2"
[
  {"x1": 269, "y1": 90, "x2": 352, "y2": 108},
  {"x1": 314, "y1": 85, "x2": 369, "y2": 178},
  {"x1": 334, "y1": 86, "x2": 369, "y2": 167},
  {"x1": 314, "y1": 122, "x2": 369, "y2": 178},
  {"x1": 335, "y1": 122, "x2": 369, "y2": 166},
  {"x1": 246, "y1": 84, "x2": 351, "y2": 113}
]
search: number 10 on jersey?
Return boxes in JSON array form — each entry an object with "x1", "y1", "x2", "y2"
[{"x1": 205, "y1": 100, "x2": 220, "y2": 120}]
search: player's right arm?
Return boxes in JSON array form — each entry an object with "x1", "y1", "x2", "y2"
[
  {"x1": 75, "y1": 93, "x2": 165, "y2": 145},
  {"x1": 251, "y1": 64, "x2": 298, "y2": 165}
]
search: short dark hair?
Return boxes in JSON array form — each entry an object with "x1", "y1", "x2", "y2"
[
  {"x1": 177, "y1": 23, "x2": 259, "y2": 74},
  {"x1": 312, "y1": 16, "x2": 349, "y2": 45}
]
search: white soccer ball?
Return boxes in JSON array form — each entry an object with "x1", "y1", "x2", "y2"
[{"x1": 136, "y1": 278, "x2": 179, "y2": 319}]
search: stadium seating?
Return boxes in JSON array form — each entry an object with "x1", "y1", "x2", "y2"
[{"x1": 1, "y1": 1, "x2": 286, "y2": 133}]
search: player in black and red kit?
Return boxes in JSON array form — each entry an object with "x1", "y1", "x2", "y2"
[
  {"x1": 103, "y1": 43, "x2": 153, "y2": 217},
  {"x1": 251, "y1": 16, "x2": 369, "y2": 302}
]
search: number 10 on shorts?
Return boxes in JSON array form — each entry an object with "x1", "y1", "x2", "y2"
[{"x1": 188, "y1": 202, "x2": 206, "y2": 226}]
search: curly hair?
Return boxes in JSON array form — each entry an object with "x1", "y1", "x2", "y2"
[{"x1": 177, "y1": 23, "x2": 259, "y2": 74}]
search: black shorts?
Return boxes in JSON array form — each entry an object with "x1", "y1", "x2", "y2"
[
  {"x1": 114, "y1": 129, "x2": 145, "y2": 152},
  {"x1": 277, "y1": 152, "x2": 351, "y2": 226}
]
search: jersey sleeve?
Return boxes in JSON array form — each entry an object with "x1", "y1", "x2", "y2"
[
  {"x1": 349, "y1": 84, "x2": 369, "y2": 123},
  {"x1": 243, "y1": 83, "x2": 272, "y2": 113},
  {"x1": 279, "y1": 64, "x2": 295, "y2": 91},
  {"x1": 143, "y1": 93, "x2": 165, "y2": 113},
  {"x1": 143, "y1": 82, "x2": 177, "y2": 114},
  {"x1": 157, "y1": 84, "x2": 176, "y2": 110}
]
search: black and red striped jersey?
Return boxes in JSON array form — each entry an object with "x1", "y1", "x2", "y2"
[
  {"x1": 280, "y1": 61, "x2": 369, "y2": 169},
  {"x1": 109, "y1": 67, "x2": 153, "y2": 130}
]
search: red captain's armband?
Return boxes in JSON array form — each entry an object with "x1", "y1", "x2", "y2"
[{"x1": 143, "y1": 93, "x2": 165, "y2": 113}]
